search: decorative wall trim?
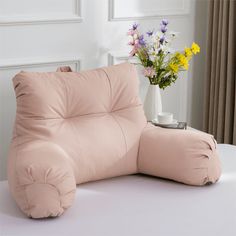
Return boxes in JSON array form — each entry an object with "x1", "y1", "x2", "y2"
[
  {"x1": 108, "y1": 52, "x2": 139, "y2": 66},
  {"x1": 0, "y1": 0, "x2": 82, "y2": 26},
  {"x1": 0, "y1": 57, "x2": 81, "y2": 71},
  {"x1": 108, "y1": 0, "x2": 190, "y2": 21},
  {"x1": 108, "y1": 52, "x2": 129, "y2": 66}
]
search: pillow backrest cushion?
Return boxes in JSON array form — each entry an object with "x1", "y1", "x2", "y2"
[{"x1": 13, "y1": 63, "x2": 147, "y2": 183}]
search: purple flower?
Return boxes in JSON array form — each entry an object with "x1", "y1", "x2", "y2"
[
  {"x1": 160, "y1": 25, "x2": 167, "y2": 33},
  {"x1": 161, "y1": 19, "x2": 169, "y2": 26},
  {"x1": 146, "y1": 30, "x2": 153, "y2": 37},
  {"x1": 132, "y1": 23, "x2": 139, "y2": 30},
  {"x1": 138, "y1": 35, "x2": 146, "y2": 46},
  {"x1": 159, "y1": 35, "x2": 165, "y2": 44}
]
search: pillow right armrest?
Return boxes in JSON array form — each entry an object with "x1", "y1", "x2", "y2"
[{"x1": 138, "y1": 124, "x2": 221, "y2": 186}]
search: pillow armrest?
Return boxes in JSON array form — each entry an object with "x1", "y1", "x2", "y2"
[
  {"x1": 8, "y1": 140, "x2": 76, "y2": 218},
  {"x1": 138, "y1": 124, "x2": 221, "y2": 186}
]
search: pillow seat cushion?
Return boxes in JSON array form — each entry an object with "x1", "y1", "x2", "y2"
[{"x1": 7, "y1": 63, "x2": 221, "y2": 218}]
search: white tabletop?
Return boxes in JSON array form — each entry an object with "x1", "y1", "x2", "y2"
[{"x1": 0, "y1": 144, "x2": 236, "y2": 236}]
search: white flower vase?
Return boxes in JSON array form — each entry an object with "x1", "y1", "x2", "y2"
[{"x1": 143, "y1": 84, "x2": 162, "y2": 121}]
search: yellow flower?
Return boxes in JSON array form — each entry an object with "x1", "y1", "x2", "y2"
[
  {"x1": 176, "y1": 53, "x2": 189, "y2": 70},
  {"x1": 191, "y1": 42, "x2": 200, "y2": 54},
  {"x1": 183, "y1": 61, "x2": 189, "y2": 70},
  {"x1": 178, "y1": 53, "x2": 187, "y2": 65},
  {"x1": 184, "y1": 47, "x2": 192, "y2": 58},
  {"x1": 169, "y1": 63, "x2": 179, "y2": 73}
]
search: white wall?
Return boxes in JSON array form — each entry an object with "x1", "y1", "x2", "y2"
[{"x1": 0, "y1": 0, "x2": 207, "y2": 180}]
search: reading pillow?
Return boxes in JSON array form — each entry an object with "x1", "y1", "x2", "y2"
[{"x1": 8, "y1": 63, "x2": 221, "y2": 218}]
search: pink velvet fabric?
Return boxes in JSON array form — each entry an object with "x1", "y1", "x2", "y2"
[{"x1": 8, "y1": 63, "x2": 221, "y2": 218}]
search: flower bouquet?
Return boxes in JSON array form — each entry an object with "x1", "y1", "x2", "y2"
[{"x1": 127, "y1": 20, "x2": 200, "y2": 121}]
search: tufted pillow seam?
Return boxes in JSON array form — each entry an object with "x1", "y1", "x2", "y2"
[
  {"x1": 100, "y1": 68, "x2": 113, "y2": 112},
  {"x1": 15, "y1": 104, "x2": 143, "y2": 121},
  {"x1": 110, "y1": 113, "x2": 128, "y2": 153}
]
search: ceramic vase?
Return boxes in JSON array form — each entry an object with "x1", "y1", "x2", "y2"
[{"x1": 143, "y1": 84, "x2": 162, "y2": 121}]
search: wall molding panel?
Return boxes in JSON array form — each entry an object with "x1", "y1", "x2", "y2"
[
  {"x1": 0, "y1": 0, "x2": 82, "y2": 26},
  {"x1": 108, "y1": 52, "x2": 129, "y2": 66},
  {"x1": 0, "y1": 57, "x2": 81, "y2": 71},
  {"x1": 108, "y1": 52, "x2": 139, "y2": 66},
  {"x1": 109, "y1": 0, "x2": 190, "y2": 21}
]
